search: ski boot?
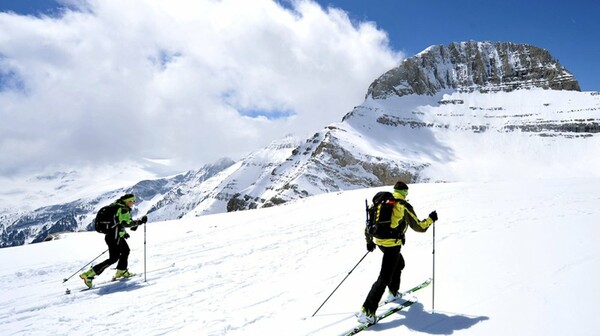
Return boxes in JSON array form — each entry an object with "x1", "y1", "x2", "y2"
[
  {"x1": 79, "y1": 269, "x2": 96, "y2": 288},
  {"x1": 357, "y1": 307, "x2": 377, "y2": 324},
  {"x1": 386, "y1": 290, "x2": 403, "y2": 303},
  {"x1": 113, "y1": 269, "x2": 135, "y2": 281}
]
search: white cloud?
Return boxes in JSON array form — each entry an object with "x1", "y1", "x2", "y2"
[{"x1": 0, "y1": 0, "x2": 402, "y2": 175}]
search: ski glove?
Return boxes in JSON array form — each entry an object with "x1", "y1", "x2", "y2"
[
  {"x1": 130, "y1": 216, "x2": 147, "y2": 227},
  {"x1": 119, "y1": 231, "x2": 130, "y2": 239},
  {"x1": 429, "y1": 211, "x2": 438, "y2": 222},
  {"x1": 366, "y1": 240, "x2": 376, "y2": 252}
]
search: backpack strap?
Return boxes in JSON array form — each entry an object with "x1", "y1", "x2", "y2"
[
  {"x1": 395, "y1": 198, "x2": 414, "y2": 212},
  {"x1": 392, "y1": 198, "x2": 410, "y2": 243}
]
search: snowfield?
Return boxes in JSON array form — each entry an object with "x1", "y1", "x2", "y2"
[{"x1": 1, "y1": 177, "x2": 599, "y2": 335}]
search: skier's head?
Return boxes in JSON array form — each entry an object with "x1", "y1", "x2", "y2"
[
  {"x1": 393, "y1": 181, "x2": 409, "y2": 196},
  {"x1": 119, "y1": 193, "x2": 136, "y2": 206},
  {"x1": 393, "y1": 181, "x2": 408, "y2": 191}
]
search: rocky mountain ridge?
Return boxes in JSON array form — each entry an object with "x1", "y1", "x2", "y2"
[
  {"x1": 0, "y1": 159, "x2": 235, "y2": 247},
  {"x1": 2, "y1": 41, "x2": 599, "y2": 248},
  {"x1": 367, "y1": 41, "x2": 580, "y2": 99}
]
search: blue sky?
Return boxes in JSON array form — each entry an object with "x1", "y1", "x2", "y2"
[
  {"x1": 310, "y1": 0, "x2": 600, "y2": 91},
  {"x1": 0, "y1": 0, "x2": 65, "y2": 16},
  {"x1": 0, "y1": 0, "x2": 598, "y2": 176},
  {"x1": 1, "y1": 0, "x2": 598, "y2": 90}
]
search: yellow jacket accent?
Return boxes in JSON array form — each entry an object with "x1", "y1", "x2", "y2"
[{"x1": 374, "y1": 191, "x2": 433, "y2": 247}]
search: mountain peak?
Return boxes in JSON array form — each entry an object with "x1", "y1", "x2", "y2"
[{"x1": 367, "y1": 41, "x2": 580, "y2": 99}]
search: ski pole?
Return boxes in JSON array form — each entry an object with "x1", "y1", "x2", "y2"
[
  {"x1": 432, "y1": 220, "x2": 436, "y2": 312},
  {"x1": 62, "y1": 249, "x2": 108, "y2": 283},
  {"x1": 312, "y1": 251, "x2": 369, "y2": 317},
  {"x1": 144, "y1": 219, "x2": 147, "y2": 282}
]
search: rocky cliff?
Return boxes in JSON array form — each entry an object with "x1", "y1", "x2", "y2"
[{"x1": 367, "y1": 41, "x2": 580, "y2": 99}]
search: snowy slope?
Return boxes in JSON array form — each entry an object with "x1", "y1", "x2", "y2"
[
  {"x1": 237, "y1": 87, "x2": 600, "y2": 207},
  {"x1": 347, "y1": 88, "x2": 600, "y2": 182},
  {"x1": 1, "y1": 178, "x2": 599, "y2": 335}
]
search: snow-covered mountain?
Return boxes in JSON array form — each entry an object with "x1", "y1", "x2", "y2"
[
  {"x1": 201, "y1": 41, "x2": 599, "y2": 209},
  {"x1": 149, "y1": 137, "x2": 303, "y2": 219},
  {"x1": 0, "y1": 159, "x2": 235, "y2": 247},
  {"x1": 1, "y1": 41, "x2": 599, "y2": 248}
]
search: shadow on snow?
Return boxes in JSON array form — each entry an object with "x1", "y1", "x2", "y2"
[
  {"x1": 372, "y1": 301, "x2": 489, "y2": 334},
  {"x1": 94, "y1": 280, "x2": 145, "y2": 295}
]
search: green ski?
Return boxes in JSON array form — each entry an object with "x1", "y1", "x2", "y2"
[{"x1": 342, "y1": 278, "x2": 432, "y2": 336}]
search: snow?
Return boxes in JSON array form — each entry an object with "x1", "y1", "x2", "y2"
[{"x1": 1, "y1": 177, "x2": 599, "y2": 335}]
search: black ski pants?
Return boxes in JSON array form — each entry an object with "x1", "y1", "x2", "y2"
[
  {"x1": 92, "y1": 234, "x2": 130, "y2": 275},
  {"x1": 362, "y1": 245, "x2": 405, "y2": 313}
]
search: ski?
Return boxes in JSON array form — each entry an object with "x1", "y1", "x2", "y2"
[
  {"x1": 63, "y1": 263, "x2": 175, "y2": 295},
  {"x1": 380, "y1": 277, "x2": 431, "y2": 306},
  {"x1": 80, "y1": 277, "x2": 137, "y2": 292},
  {"x1": 111, "y1": 273, "x2": 140, "y2": 282},
  {"x1": 341, "y1": 278, "x2": 432, "y2": 336},
  {"x1": 67, "y1": 274, "x2": 142, "y2": 294},
  {"x1": 343, "y1": 299, "x2": 417, "y2": 336}
]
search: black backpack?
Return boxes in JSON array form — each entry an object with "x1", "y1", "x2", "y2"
[
  {"x1": 366, "y1": 191, "x2": 407, "y2": 240},
  {"x1": 94, "y1": 204, "x2": 120, "y2": 234}
]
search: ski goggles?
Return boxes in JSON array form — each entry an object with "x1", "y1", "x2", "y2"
[{"x1": 123, "y1": 196, "x2": 136, "y2": 203}]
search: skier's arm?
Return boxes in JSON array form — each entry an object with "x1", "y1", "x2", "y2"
[{"x1": 404, "y1": 208, "x2": 433, "y2": 232}]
